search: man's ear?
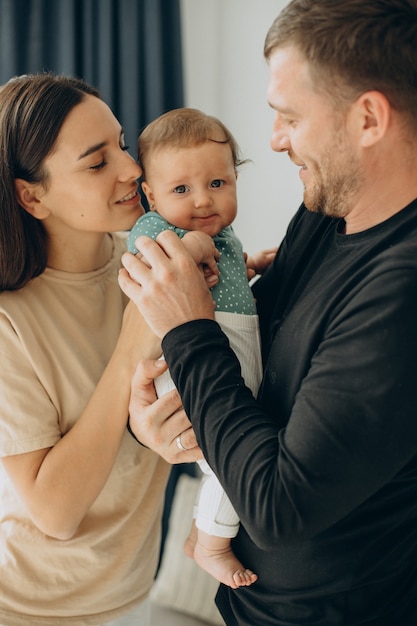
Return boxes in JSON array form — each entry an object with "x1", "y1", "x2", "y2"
[
  {"x1": 141, "y1": 181, "x2": 155, "y2": 210},
  {"x1": 355, "y1": 90, "x2": 391, "y2": 148},
  {"x1": 14, "y1": 179, "x2": 50, "y2": 219}
]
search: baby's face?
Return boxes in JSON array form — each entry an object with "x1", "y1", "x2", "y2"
[{"x1": 142, "y1": 141, "x2": 238, "y2": 236}]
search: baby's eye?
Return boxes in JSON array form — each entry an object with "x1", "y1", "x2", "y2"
[
  {"x1": 173, "y1": 185, "x2": 189, "y2": 194},
  {"x1": 210, "y1": 179, "x2": 224, "y2": 188}
]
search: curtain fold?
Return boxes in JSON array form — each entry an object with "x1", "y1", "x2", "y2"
[{"x1": 0, "y1": 0, "x2": 184, "y2": 147}]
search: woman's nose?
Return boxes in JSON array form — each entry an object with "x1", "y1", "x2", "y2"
[{"x1": 120, "y1": 151, "x2": 142, "y2": 180}]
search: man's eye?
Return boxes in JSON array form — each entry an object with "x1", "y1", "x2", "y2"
[
  {"x1": 90, "y1": 160, "x2": 107, "y2": 171},
  {"x1": 173, "y1": 185, "x2": 188, "y2": 194},
  {"x1": 211, "y1": 179, "x2": 224, "y2": 188},
  {"x1": 121, "y1": 145, "x2": 130, "y2": 152}
]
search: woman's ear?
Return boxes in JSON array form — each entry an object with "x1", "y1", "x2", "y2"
[
  {"x1": 14, "y1": 179, "x2": 50, "y2": 219},
  {"x1": 141, "y1": 181, "x2": 155, "y2": 210}
]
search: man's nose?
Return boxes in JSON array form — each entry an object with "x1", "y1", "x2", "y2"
[{"x1": 270, "y1": 112, "x2": 291, "y2": 153}]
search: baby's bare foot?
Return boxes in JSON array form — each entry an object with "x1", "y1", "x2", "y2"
[
  {"x1": 232, "y1": 568, "x2": 258, "y2": 588},
  {"x1": 194, "y1": 538, "x2": 258, "y2": 589}
]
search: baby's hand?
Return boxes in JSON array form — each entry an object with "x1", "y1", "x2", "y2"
[
  {"x1": 182, "y1": 231, "x2": 220, "y2": 286},
  {"x1": 244, "y1": 247, "x2": 278, "y2": 279},
  {"x1": 202, "y1": 247, "x2": 221, "y2": 279}
]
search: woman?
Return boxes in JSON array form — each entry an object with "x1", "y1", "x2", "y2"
[{"x1": 0, "y1": 73, "x2": 194, "y2": 626}]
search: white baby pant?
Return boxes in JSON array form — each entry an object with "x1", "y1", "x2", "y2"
[{"x1": 154, "y1": 311, "x2": 262, "y2": 539}]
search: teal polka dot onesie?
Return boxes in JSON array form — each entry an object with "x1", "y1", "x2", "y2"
[{"x1": 127, "y1": 211, "x2": 257, "y2": 315}]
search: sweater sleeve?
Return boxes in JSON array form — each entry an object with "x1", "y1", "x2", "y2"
[{"x1": 163, "y1": 318, "x2": 289, "y2": 549}]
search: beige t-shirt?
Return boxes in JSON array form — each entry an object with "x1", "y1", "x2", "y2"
[{"x1": 0, "y1": 234, "x2": 170, "y2": 626}]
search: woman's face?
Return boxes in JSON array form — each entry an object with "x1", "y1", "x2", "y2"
[{"x1": 37, "y1": 94, "x2": 143, "y2": 234}]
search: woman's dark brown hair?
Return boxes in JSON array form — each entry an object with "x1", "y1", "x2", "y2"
[{"x1": 0, "y1": 73, "x2": 100, "y2": 291}]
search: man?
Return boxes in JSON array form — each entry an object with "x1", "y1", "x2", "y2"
[{"x1": 119, "y1": 1, "x2": 417, "y2": 624}]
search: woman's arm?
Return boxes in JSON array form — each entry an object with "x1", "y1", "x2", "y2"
[{"x1": 1, "y1": 302, "x2": 186, "y2": 540}]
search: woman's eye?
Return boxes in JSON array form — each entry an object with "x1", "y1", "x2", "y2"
[
  {"x1": 210, "y1": 179, "x2": 224, "y2": 188},
  {"x1": 89, "y1": 160, "x2": 107, "y2": 171},
  {"x1": 173, "y1": 185, "x2": 188, "y2": 194},
  {"x1": 89, "y1": 145, "x2": 129, "y2": 171}
]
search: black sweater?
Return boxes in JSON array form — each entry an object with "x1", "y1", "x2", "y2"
[{"x1": 163, "y1": 202, "x2": 417, "y2": 626}]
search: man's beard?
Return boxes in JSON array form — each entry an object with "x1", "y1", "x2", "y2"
[{"x1": 302, "y1": 135, "x2": 364, "y2": 219}]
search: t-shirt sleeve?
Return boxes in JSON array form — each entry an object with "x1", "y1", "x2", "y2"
[{"x1": 0, "y1": 313, "x2": 61, "y2": 456}]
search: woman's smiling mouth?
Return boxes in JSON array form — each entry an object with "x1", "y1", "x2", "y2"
[{"x1": 117, "y1": 188, "x2": 138, "y2": 204}]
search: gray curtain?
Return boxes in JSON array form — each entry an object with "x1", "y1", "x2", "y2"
[{"x1": 0, "y1": 0, "x2": 184, "y2": 148}]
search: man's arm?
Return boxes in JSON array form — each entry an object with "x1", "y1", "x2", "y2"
[{"x1": 120, "y1": 234, "x2": 417, "y2": 548}]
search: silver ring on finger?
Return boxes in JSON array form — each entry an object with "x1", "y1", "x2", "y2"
[{"x1": 176, "y1": 433, "x2": 187, "y2": 451}]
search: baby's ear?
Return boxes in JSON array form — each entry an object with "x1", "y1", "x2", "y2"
[
  {"x1": 141, "y1": 181, "x2": 155, "y2": 210},
  {"x1": 15, "y1": 179, "x2": 50, "y2": 219}
]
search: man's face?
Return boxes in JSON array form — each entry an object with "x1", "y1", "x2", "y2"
[{"x1": 267, "y1": 46, "x2": 363, "y2": 219}]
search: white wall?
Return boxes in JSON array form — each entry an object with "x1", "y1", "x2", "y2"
[{"x1": 180, "y1": 0, "x2": 303, "y2": 254}]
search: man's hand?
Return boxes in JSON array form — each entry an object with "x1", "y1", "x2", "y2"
[
  {"x1": 129, "y1": 359, "x2": 202, "y2": 464},
  {"x1": 118, "y1": 230, "x2": 216, "y2": 338}
]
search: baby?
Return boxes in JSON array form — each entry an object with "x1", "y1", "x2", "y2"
[{"x1": 128, "y1": 108, "x2": 274, "y2": 588}]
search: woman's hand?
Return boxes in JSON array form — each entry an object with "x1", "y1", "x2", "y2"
[{"x1": 129, "y1": 358, "x2": 202, "y2": 464}]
